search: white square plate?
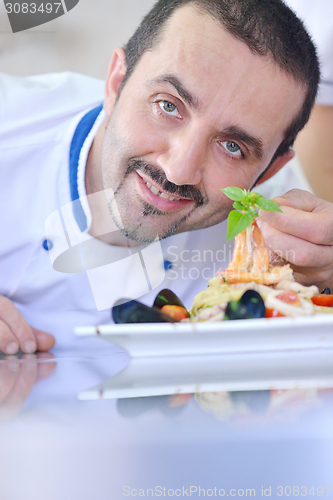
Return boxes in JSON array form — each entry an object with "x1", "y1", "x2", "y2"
[{"x1": 75, "y1": 315, "x2": 333, "y2": 358}]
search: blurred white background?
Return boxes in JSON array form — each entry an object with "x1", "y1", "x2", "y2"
[{"x1": 0, "y1": 0, "x2": 155, "y2": 79}]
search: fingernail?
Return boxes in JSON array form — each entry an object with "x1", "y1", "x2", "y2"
[
  {"x1": 6, "y1": 341, "x2": 19, "y2": 355},
  {"x1": 24, "y1": 340, "x2": 36, "y2": 354}
]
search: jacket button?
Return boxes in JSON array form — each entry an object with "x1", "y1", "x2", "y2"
[
  {"x1": 164, "y1": 260, "x2": 173, "y2": 270},
  {"x1": 43, "y1": 239, "x2": 53, "y2": 251}
]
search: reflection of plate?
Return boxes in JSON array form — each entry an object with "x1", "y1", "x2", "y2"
[
  {"x1": 75, "y1": 315, "x2": 333, "y2": 358},
  {"x1": 78, "y1": 348, "x2": 333, "y2": 400}
]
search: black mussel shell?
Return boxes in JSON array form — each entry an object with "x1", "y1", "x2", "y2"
[
  {"x1": 322, "y1": 287, "x2": 331, "y2": 294},
  {"x1": 112, "y1": 299, "x2": 178, "y2": 324},
  {"x1": 117, "y1": 396, "x2": 187, "y2": 418},
  {"x1": 153, "y1": 288, "x2": 186, "y2": 310},
  {"x1": 224, "y1": 290, "x2": 265, "y2": 320},
  {"x1": 230, "y1": 390, "x2": 271, "y2": 412}
]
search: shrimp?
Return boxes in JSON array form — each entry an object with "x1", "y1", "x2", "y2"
[{"x1": 218, "y1": 221, "x2": 294, "y2": 285}]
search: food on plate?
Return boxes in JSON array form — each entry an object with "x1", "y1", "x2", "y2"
[
  {"x1": 189, "y1": 219, "x2": 324, "y2": 320},
  {"x1": 153, "y1": 289, "x2": 189, "y2": 320},
  {"x1": 112, "y1": 289, "x2": 188, "y2": 324},
  {"x1": 189, "y1": 188, "x2": 332, "y2": 320},
  {"x1": 224, "y1": 289, "x2": 265, "y2": 320},
  {"x1": 112, "y1": 298, "x2": 178, "y2": 324},
  {"x1": 111, "y1": 189, "x2": 333, "y2": 323}
]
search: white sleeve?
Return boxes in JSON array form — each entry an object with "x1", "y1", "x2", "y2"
[{"x1": 284, "y1": 0, "x2": 333, "y2": 106}]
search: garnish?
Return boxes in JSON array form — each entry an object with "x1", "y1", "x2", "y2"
[{"x1": 221, "y1": 187, "x2": 282, "y2": 241}]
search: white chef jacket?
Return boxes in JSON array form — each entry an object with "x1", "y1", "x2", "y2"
[
  {"x1": 0, "y1": 72, "x2": 230, "y2": 351},
  {"x1": 0, "y1": 72, "x2": 307, "y2": 352}
]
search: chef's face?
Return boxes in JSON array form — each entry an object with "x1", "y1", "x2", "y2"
[{"x1": 101, "y1": 5, "x2": 304, "y2": 242}]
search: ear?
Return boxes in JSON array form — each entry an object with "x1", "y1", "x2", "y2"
[
  {"x1": 103, "y1": 47, "x2": 127, "y2": 117},
  {"x1": 255, "y1": 148, "x2": 295, "y2": 186}
]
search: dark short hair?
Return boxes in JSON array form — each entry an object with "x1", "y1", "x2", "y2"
[{"x1": 120, "y1": 0, "x2": 320, "y2": 164}]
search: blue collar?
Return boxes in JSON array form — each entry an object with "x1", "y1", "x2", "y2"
[{"x1": 69, "y1": 105, "x2": 103, "y2": 231}]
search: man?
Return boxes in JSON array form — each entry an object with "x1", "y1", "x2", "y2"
[{"x1": 0, "y1": 0, "x2": 332, "y2": 355}]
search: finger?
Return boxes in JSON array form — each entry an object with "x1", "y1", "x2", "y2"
[
  {"x1": 0, "y1": 296, "x2": 37, "y2": 354},
  {"x1": 0, "y1": 358, "x2": 20, "y2": 401},
  {"x1": 32, "y1": 329, "x2": 55, "y2": 352},
  {"x1": 0, "y1": 356, "x2": 38, "y2": 422},
  {"x1": 291, "y1": 267, "x2": 332, "y2": 288},
  {"x1": 0, "y1": 319, "x2": 20, "y2": 355},
  {"x1": 35, "y1": 352, "x2": 57, "y2": 382},
  {"x1": 271, "y1": 189, "x2": 326, "y2": 212},
  {"x1": 36, "y1": 362, "x2": 57, "y2": 382},
  {"x1": 258, "y1": 205, "x2": 333, "y2": 246},
  {"x1": 259, "y1": 220, "x2": 333, "y2": 270}
]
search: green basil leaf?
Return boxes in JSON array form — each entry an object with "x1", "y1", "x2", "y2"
[
  {"x1": 221, "y1": 187, "x2": 246, "y2": 202},
  {"x1": 244, "y1": 191, "x2": 256, "y2": 205},
  {"x1": 247, "y1": 206, "x2": 259, "y2": 218},
  {"x1": 232, "y1": 203, "x2": 257, "y2": 218},
  {"x1": 226, "y1": 210, "x2": 253, "y2": 241},
  {"x1": 254, "y1": 198, "x2": 282, "y2": 212},
  {"x1": 232, "y1": 201, "x2": 245, "y2": 211},
  {"x1": 253, "y1": 192, "x2": 264, "y2": 202}
]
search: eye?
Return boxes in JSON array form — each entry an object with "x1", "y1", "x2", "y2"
[
  {"x1": 221, "y1": 140, "x2": 243, "y2": 158},
  {"x1": 158, "y1": 100, "x2": 180, "y2": 117}
]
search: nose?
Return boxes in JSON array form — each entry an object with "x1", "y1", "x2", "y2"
[{"x1": 156, "y1": 128, "x2": 206, "y2": 186}]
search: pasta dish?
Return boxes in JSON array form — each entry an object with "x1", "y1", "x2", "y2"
[{"x1": 189, "y1": 221, "x2": 332, "y2": 321}]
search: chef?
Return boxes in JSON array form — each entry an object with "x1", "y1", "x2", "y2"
[{"x1": 0, "y1": 0, "x2": 331, "y2": 355}]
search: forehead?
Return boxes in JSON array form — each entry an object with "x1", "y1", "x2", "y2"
[{"x1": 127, "y1": 5, "x2": 305, "y2": 159}]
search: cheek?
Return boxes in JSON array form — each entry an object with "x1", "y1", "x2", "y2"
[
  {"x1": 117, "y1": 108, "x2": 167, "y2": 156},
  {"x1": 204, "y1": 167, "x2": 253, "y2": 201}
]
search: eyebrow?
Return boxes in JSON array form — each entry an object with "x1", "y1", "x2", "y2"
[
  {"x1": 148, "y1": 74, "x2": 199, "y2": 109},
  {"x1": 222, "y1": 125, "x2": 263, "y2": 160},
  {"x1": 148, "y1": 75, "x2": 264, "y2": 160}
]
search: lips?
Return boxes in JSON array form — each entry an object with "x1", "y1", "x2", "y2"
[{"x1": 136, "y1": 172, "x2": 194, "y2": 212}]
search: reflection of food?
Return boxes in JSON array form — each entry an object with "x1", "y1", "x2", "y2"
[
  {"x1": 188, "y1": 222, "x2": 332, "y2": 321},
  {"x1": 195, "y1": 391, "x2": 236, "y2": 420},
  {"x1": 195, "y1": 389, "x2": 322, "y2": 424}
]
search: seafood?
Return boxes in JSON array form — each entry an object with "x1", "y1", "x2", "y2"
[
  {"x1": 112, "y1": 290, "x2": 188, "y2": 324},
  {"x1": 224, "y1": 290, "x2": 265, "y2": 320},
  {"x1": 188, "y1": 221, "x2": 327, "y2": 320},
  {"x1": 218, "y1": 221, "x2": 293, "y2": 285},
  {"x1": 112, "y1": 299, "x2": 178, "y2": 324}
]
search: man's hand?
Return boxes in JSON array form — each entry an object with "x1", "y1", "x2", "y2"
[
  {"x1": 257, "y1": 189, "x2": 333, "y2": 290},
  {"x1": 0, "y1": 353, "x2": 56, "y2": 422},
  {"x1": 0, "y1": 296, "x2": 55, "y2": 354}
]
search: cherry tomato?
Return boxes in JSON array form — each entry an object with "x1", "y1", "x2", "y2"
[
  {"x1": 160, "y1": 305, "x2": 189, "y2": 320},
  {"x1": 265, "y1": 308, "x2": 285, "y2": 318},
  {"x1": 169, "y1": 393, "x2": 192, "y2": 408},
  {"x1": 311, "y1": 294, "x2": 333, "y2": 307}
]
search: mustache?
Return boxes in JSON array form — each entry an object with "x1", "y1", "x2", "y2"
[{"x1": 126, "y1": 159, "x2": 205, "y2": 206}]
